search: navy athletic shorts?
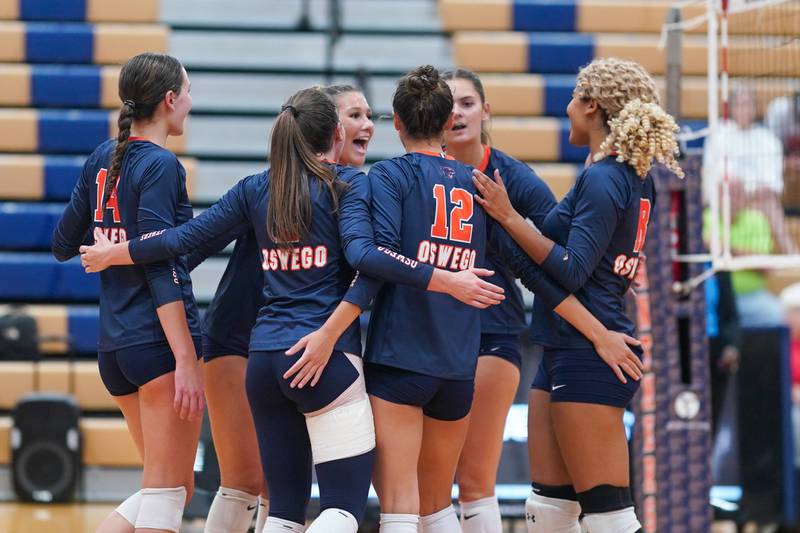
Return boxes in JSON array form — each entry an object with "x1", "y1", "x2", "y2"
[
  {"x1": 531, "y1": 346, "x2": 643, "y2": 408},
  {"x1": 478, "y1": 332, "x2": 522, "y2": 369},
  {"x1": 98, "y1": 337, "x2": 202, "y2": 397},
  {"x1": 202, "y1": 333, "x2": 249, "y2": 362},
  {"x1": 365, "y1": 362, "x2": 474, "y2": 421}
]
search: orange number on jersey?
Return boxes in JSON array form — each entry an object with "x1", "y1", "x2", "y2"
[
  {"x1": 449, "y1": 188, "x2": 474, "y2": 243},
  {"x1": 430, "y1": 184, "x2": 474, "y2": 243},
  {"x1": 431, "y1": 184, "x2": 449, "y2": 239},
  {"x1": 633, "y1": 198, "x2": 651, "y2": 253},
  {"x1": 94, "y1": 169, "x2": 121, "y2": 223}
]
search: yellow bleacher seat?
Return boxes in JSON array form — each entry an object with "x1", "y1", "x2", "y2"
[
  {"x1": 440, "y1": 0, "x2": 511, "y2": 32},
  {"x1": 480, "y1": 74, "x2": 544, "y2": 116},
  {"x1": 533, "y1": 163, "x2": 577, "y2": 199},
  {"x1": 81, "y1": 418, "x2": 140, "y2": 467},
  {"x1": 0, "y1": 155, "x2": 44, "y2": 199},
  {"x1": 0, "y1": 109, "x2": 36, "y2": 151},
  {"x1": 92, "y1": 24, "x2": 168, "y2": 65},
  {"x1": 0, "y1": 64, "x2": 29, "y2": 106},
  {"x1": 86, "y1": 0, "x2": 159, "y2": 23},
  {"x1": 73, "y1": 361, "x2": 117, "y2": 411},
  {"x1": 489, "y1": 117, "x2": 561, "y2": 161},
  {"x1": 0, "y1": 22, "x2": 23, "y2": 62},
  {"x1": 99, "y1": 66, "x2": 121, "y2": 108},
  {"x1": 453, "y1": 32, "x2": 528, "y2": 73},
  {"x1": 0, "y1": 362, "x2": 35, "y2": 410},
  {"x1": 38, "y1": 361, "x2": 71, "y2": 394}
]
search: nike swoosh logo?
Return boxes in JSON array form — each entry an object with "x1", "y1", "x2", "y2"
[
  {"x1": 464, "y1": 513, "x2": 479, "y2": 520},
  {"x1": 552, "y1": 384, "x2": 566, "y2": 391},
  {"x1": 562, "y1": 254, "x2": 569, "y2": 261},
  {"x1": 490, "y1": 346, "x2": 500, "y2": 351},
  {"x1": 247, "y1": 504, "x2": 257, "y2": 511}
]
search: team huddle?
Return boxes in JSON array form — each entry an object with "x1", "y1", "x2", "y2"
[{"x1": 52, "y1": 52, "x2": 681, "y2": 533}]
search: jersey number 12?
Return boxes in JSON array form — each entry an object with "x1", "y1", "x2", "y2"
[{"x1": 430, "y1": 184, "x2": 474, "y2": 243}]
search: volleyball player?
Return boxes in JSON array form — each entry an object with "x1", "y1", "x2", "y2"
[
  {"x1": 442, "y1": 68, "x2": 557, "y2": 532},
  {"x1": 323, "y1": 84, "x2": 374, "y2": 168},
  {"x1": 52, "y1": 53, "x2": 203, "y2": 533},
  {"x1": 291, "y1": 65, "x2": 641, "y2": 533},
  {"x1": 79, "y1": 87, "x2": 504, "y2": 533},
  {"x1": 472, "y1": 58, "x2": 681, "y2": 533}
]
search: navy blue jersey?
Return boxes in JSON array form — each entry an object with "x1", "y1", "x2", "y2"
[
  {"x1": 129, "y1": 165, "x2": 432, "y2": 356},
  {"x1": 365, "y1": 152, "x2": 488, "y2": 380},
  {"x1": 529, "y1": 158, "x2": 655, "y2": 348},
  {"x1": 479, "y1": 147, "x2": 556, "y2": 335},
  {"x1": 200, "y1": 230, "x2": 263, "y2": 355},
  {"x1": 52, "y1": 138, "x2": 201, "y2": 351}
]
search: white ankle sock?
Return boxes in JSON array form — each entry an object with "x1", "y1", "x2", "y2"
[
  {"x1": 420, "y1": 505, "x2": 461, "y2": 533},
  {"x1": 460, "y1": 496, "x2": 501, "y2": 533},
  {"x1": 379, "y1": 513, "x2": 419, "y2": 532}
]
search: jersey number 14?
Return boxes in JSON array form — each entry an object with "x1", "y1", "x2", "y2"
[{"x1": 93, "y1": 168, "x2": 121, "y2": 223}]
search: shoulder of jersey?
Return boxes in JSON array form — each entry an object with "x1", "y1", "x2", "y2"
[
  {"x1": 336, "y1": 164, "x2": 366, "y2": 183},
  {"x1": 490, "y1": 147, "x2": 530, "y2": 177}
]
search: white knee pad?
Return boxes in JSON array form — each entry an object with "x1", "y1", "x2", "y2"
[
  {"x1": 204, "y1": 486, "x2": 259, "y2": 533},
  {"x1": 305, "y1": 388, "x2": 375, "y2": 464},
  {"x1": 420, "y1": 505, "x2": 461, "y2": 533},
  {"x1": 582, "y1": 507, "x2": 641, "y2": 533},
  {"x1": 460, "y1": 496, "x2": 502, "y2": 533},
  {"x1": 264, "y1": 516, "x2": 306, "y2": 532},
  {"x1": 525, "y1": 490, "x2": 581, "y2": 533},
  {"x1": 305, "y1": 508, "x2": 358, "y2": 533},
  {"x1": 255, "y1": 497, "x2": 269, "y2": 533},
  {"x1": 135, "y1": 486, "x2": 186, "y2": 533},
  {"x1": 114, "y1": 490, "x2": 141, "y2": 525},
  {"x1": 379, "y1": 513, "x2": 419, "y2": 532}
]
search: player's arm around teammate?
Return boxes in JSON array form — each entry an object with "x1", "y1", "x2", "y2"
[
  {"x1": 53, "y1": 53, "x2": 203, "y2": 533},
  {"x1": 474, "y1": 58, "x2": 682, "y2": 533}
]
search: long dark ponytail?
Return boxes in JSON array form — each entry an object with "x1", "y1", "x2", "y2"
[
  {"x1": 268, "y1": 88, "x2": 343, "y2": 244},
  {"x1": 104, "y1": 53, "x2": 184, "y2": 208}
]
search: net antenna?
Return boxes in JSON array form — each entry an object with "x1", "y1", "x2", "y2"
[{"x1": 665, "y1": 0, "x2": 800, "y2": 294}]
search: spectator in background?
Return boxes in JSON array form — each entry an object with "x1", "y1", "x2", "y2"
[
  {"x1": 703, "y1": 88, "x2": 797, "y2": 254},
  {"x1": 766, "y1": 91, "x2": 800, "y2": 155},
  {"x1": 705, "y1": 270, "x2": 740, "y2": 435},
  {"x1": 704, "y1": 180, "x2": 785, "y2": 327}
]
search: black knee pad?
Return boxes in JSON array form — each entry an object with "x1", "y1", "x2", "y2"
[
  {"x1": 531, "y1": 482, "x2": 578, "y2": 502},
  {"x1": 576, "y1": 485, "x2": 634, "y2": 514}
]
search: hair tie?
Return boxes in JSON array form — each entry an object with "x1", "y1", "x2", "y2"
[
  {"x1": 281, "y1": 104, "x2": 299, "y2": 117},
  {"x1": 123, "y1": 99, "x2": 136, "y2": 110}
]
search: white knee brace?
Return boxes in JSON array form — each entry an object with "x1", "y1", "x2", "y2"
[
  {"x1": 305, "y1": 367, "x2": 375, "y2": 464},
  {"x1": 582, "y1": 507, "x2": 641, "y2": 533},
  {"x1": 305, "y1": 508, "x2": 358, "y2": 533},
  {"x1": 135, "y1": 486, "x2": 186, "y2": 533},
  {"x1": 264, "y1": 516, "x2": 306, "y2": 532},
  {"x1": 204, "y1": 486, "x2": 259, "y2": 533},
  {"x1": 525, "y1": 490, "x2": 581, "y2": 533},
  {"x1": 114, "y1": 490, "x2": 141, "y2": 525}
]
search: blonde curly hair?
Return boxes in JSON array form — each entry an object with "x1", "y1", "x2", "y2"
[{"x1": 574, "y1": 57, "x2": 683, "y2": 178}]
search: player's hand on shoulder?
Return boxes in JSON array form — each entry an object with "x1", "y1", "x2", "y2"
[
  {"x1": 472, "y1": 169, "x2": 515, "y2": 225},
  {"x1": 79, "y1": 227, "x2": 114, "y2": 273},
  {"x1": 446, "y1": 268, "x2": 505, "y2": 309}
]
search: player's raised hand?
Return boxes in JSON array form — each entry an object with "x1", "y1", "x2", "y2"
[
  {"x1": 593, "y1": 331, "x2": 644, "y2": 384},
  {"x1": 445, "y1": 268, "x2": 505, "y2": 309},
  {"x1": 283, "y1": 329, "x2": 337, "y2": 388},
  {"x1": 79, "y1": 227, "x2": 114, "y2": 273},
  {"x1": 472, "y1": 169, "x2": 516, "y2": 225}
]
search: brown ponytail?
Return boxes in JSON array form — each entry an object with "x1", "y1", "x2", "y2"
[
  {"x1": 393, "y1": 65, "x2": 453, "y2": 140},
  {"x1": 268, "y1": 88, "x2": 343, "y2": 244},
  {"x1": 104, "y1": 52, "x2": 184, "y2": 208}
]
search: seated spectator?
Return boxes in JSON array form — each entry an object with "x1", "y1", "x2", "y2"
[
  {"x1": 704, "y1": 180, "x2": 785, "y2": 327},
  {"x1": 703, "y1": 88, "x2": 797, "y2": 253}
]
